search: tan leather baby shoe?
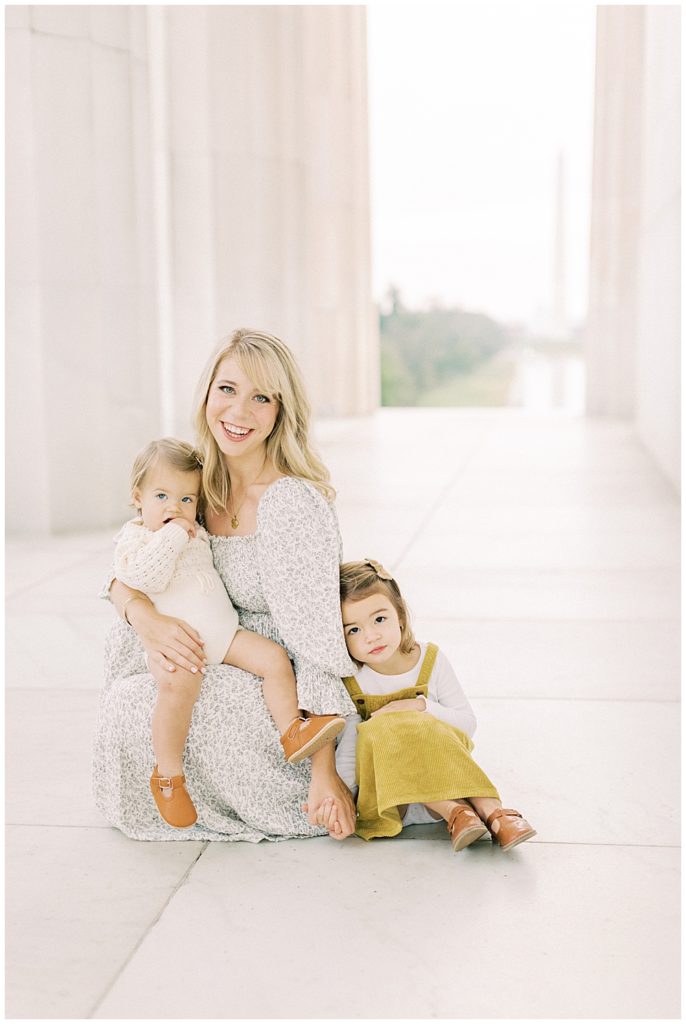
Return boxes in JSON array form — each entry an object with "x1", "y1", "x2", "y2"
[
  {"x1": 150, "y1": 766, "x2": 198, "y2": 829},
  {"x1": 447, "y1": 803, "x2": 488, "y2": 852},
  {"x1": 280, "y1": 714, "x2": 346, "y2": 764},
  {"x1": 486, "y1": 808, "x2": 536, "y2": 851}
]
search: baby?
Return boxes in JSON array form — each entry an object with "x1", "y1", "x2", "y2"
[{"x1": 114, "y1": 438, "x2": 345, "y2": 829}]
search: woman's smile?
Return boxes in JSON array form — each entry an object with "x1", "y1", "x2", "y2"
[
  {"x1": 220, "y1": 420, "x2": 255, "y2": 443},
  {"x1": 206, "y1": 355, "x2": 279, "y2": 457}
]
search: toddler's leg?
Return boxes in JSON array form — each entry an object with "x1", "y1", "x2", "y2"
[
  {"x1": 224, "y1": 630, "x2": 298, "y2": 732},
  {"x1": 153, "y1": 667, "x2": 203, "y2": 776},
  {"x1": 424, "y1": 798, "x2": 488, "y2": 852},
  {"x1": 224, "y1": 630, "x2": 346, "y2": 764},
  {"x1": 468, "y1": 797, "x2": 536, "y2": 850},
  {"x1": 150, "y1": 666, "x2": 203, "y2": 828}
]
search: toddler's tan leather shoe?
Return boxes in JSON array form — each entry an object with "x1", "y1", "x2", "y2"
[
  {"x1": 280, "y1": 714, "x2": 346, "y2": 764},
  {"x1": 447, "y1": 803, "x2": 488, "y2": 852},
  {"x1": 150, "y1": 766, "x2": 198, "y2": 828},
  {"x1": 486, "y1": 808, "x2": 536, "y2": 851}
]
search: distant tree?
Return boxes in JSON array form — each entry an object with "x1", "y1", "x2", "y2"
[
  {"x1": 380, "y1": 339, "x2": 416, "y2": 405},
  {"x1": 379, "y1": 287, "x2": 513, "y2": 406}
]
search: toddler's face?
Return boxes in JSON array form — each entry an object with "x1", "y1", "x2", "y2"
[
  {"x1": 133, "y1": 460, "x2": 201, "y2": 532},
  {"x1": 341, "y1": 592, "x2": 403, "y2": 668}
]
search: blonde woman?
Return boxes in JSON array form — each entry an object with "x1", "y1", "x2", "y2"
[{"x1": 94, "y1": 329, "x2": 357, "y2": 841}]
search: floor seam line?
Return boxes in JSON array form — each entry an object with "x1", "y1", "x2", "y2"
[{"x1": 85, "y1": 840, "x2": 210, "y2": 1018}]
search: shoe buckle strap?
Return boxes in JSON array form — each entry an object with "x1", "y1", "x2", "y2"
[{"x1": 286, "y1": 716, "x2": 307, "y2": 739}]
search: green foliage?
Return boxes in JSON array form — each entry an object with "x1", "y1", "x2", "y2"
[{"x1": 380, "y1": 289, "x2": 513, "y2": 406}]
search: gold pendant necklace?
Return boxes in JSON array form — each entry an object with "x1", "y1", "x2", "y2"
[{"x1": 228, "y1": 457, "x2": 268, "y2": 530}]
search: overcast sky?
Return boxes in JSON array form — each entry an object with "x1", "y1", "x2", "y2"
[{"x1": 367, "y1": 2, "x2": 596, "y2": 329}]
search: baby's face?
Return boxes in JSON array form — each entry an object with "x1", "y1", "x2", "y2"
[
  {"x1": 341, "y1": 592, "x2": 403, "y2": 668},
  {"x1": 133, "y1": 461, "x2": 201, "y2": 532}
]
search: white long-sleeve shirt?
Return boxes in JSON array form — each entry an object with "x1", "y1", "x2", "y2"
[{"x1": 335, "y1": 642, "x2": 477, "y2": 792}]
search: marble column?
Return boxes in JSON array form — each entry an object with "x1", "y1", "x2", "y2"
[
  {"x1": 161, "y1": 5, "x2": 378, "y2": 433},
  {"x1": 6, "y1": 6, "x2": 160, "y2": 532},
  {"x1": 6, "y1": 5, "x2": 378, "y2": 533},
  {"x1": 586, "y1": 6, "x2": 680, "y2": 488}
]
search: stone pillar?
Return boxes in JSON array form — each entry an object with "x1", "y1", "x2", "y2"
[
  {"x1": 6, "y1": 4, "x2": 378, "y2": 533},
  {"x1": 586, "y1": 6, "x2": 680, "y2": 489},
  {"x1": 161, "y1": 5, "x2": 378, "y2": 433},
  {"x1": 634, "y1": 7, "x2": 680, "y2": 489},
  {"x1": 6, "y1": 5, "x2": 160, "y2": 532},
  {"x1": 585, "y1": 6, "x2": 645, "y2": 418}
]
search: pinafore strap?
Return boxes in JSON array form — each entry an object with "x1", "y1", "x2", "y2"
[{"x1": 342, "y1": 642, "x2": 439, "y2": 721}]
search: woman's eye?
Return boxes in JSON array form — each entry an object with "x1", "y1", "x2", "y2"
[
  {"x1": 219, "y1": 385, "x2": 235, "y2": 394},
  {"x1": 254, "y1": 394, "x2": 270, "y2": 403}
]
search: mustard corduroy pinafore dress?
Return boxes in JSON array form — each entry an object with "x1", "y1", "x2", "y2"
[{"x1": 343, "y1": 643, "x2": 499, "y2": 840}]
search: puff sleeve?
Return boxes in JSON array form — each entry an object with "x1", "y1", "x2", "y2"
[{"x1": 255, "y1": 478, "x2": 356, "y2": 716}]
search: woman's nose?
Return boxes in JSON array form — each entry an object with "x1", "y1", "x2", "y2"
[{"x1": 229, "y1": 393, "x2": 252, "y2": 421}]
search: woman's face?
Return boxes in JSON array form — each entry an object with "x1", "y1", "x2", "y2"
[{"x1": 205, "y1": 355, "x2": 279, "y2": 459}]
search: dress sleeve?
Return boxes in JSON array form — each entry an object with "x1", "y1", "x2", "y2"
[
  {"x1": 256, "y1": 478, "x2": 356, "y2": 716},
  {"x1": 113, "y1": 521, "x2": 189, "y2": 595},
  {"x1": 424, "y1": 649, "x2": 478, "y2": 738}
]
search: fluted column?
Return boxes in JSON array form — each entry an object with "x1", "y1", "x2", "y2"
[
  {"x1": 6, "y1": 5, "x2": 160, "y2": 531},
  {"x1": 6, "y1": 4, "x2": 378, "y2": 533},
  {"x1": 162, "y1": 4, "x2": 378, "y2": 431},
  {"x1": 586, "y1": 5, "x2": 680, "y2": 488}
]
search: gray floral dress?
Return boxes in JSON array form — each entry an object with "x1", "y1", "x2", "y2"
[{"x1": 92, "y1": 477, "x2": 356, "y2": 842}]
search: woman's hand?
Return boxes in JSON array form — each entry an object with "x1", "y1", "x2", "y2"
[
  {"x1": 304, "y1": 744, "x2": 356, "y2": 840},
  {"x1": 310, "y1": 797, "x2": 343, "y2": 837},
  {"x1": 370, "y1": 697, "x2": 426, "y2": 717},
  {"x1": 127, "y1": 598, "x2": 207, "y2": 674}
]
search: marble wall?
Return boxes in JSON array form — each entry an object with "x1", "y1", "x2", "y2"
[
  {"x1": 6, "y1": 5, "x2": 378, "y2": 533},
  {"x1": 586, "y1": 6, "x2": 680, "y2": 489}
]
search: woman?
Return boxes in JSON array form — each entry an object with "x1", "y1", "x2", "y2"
[{"x1": 93, "y1": 329, "x2": 357, "y2": 841}]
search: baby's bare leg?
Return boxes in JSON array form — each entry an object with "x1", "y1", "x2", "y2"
[
  {"x1": 225, "y1": 630, "x2": 299, "y2": 733},
  {"x1": 152, "y1": 667, "x2": 203, "y2": 777}
]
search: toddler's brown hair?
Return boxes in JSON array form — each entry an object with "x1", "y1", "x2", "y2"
[{"x1": 339, "y1": 558, "x2": 416, "y2": 660}]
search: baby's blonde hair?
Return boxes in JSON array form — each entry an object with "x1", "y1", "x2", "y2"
[
  {"x1": 130, "y1": 437, "x2": 203, "y2": 508},
  {"x1": 339, "y1": 559, "x2": 417, "y2": 661}
]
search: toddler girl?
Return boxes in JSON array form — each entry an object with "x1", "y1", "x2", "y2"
[
  {"x1": 114, "y1": 438, "x2": 345, "y2": 829},
  {"x1": 333, "y1": 558, "x2": 536, "y2": 852}
]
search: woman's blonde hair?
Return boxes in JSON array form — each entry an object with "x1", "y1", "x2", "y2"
[
  {"x1": 193, "y1": 328, "x2": 334, "y2": 514},
  {"x1": 339, "y1": 558, "x2": 417, "y2": 660},
  {"x1": 129, "y1": 437, "x2": 203, "y2": 510}
]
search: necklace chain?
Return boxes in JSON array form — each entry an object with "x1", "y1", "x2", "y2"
[{"x1": 229, "y1": 457, "x2": 268, "y2": 529}]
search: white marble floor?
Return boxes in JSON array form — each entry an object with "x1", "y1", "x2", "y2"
[{"x1": 5, "y1": 409, "x2": 681, "y2": 1019}]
